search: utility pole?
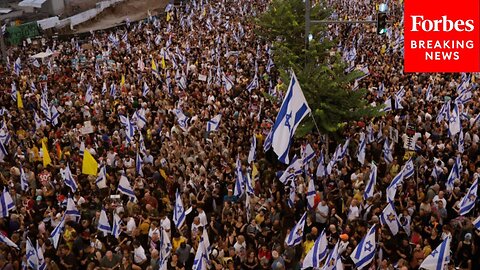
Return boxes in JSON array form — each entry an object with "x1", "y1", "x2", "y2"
[{"x1": 0, "y1": 29, "x2": 6, "y2": 64}]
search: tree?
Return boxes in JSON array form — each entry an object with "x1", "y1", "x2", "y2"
[{"x1": 256, "y1": 0, "x2": 382, "y2": 136}]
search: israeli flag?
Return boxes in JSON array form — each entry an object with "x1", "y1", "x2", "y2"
[
  {"x1": 285, "y1": 212, "x2": 307, "y2": 247},
  {"x1": 234, "y1": 157, "x2": 244, "y2": 197},
  {"x1": 288, "y1": 180, "x2": 296, "y2": 208},
  {"x1": 306, "y1": 177, "x2": 316, "y2": 210},
  {"x1": 386, "y1": 170, "x2": 404, "y2": 203},
  {"x1": 380, "y1": 203, "x2": 400, "y2": 235},
  {"x1": 278, "y1": 156, "x2": 303, "y2": 185},
  {"x1": 448, "y1": 103, "x2": 461, "y2": 137},
  {"x1": 98, "y1": 209, "x2": 112, "y2": 235},
  {"x1": 247, "y1": 135, "x2": 256, "y2": 164},
  {"x1": 245, "y1": 168, "x2": 255, "y2": 196},
  {"x1": 34, "y1": 111, "x2": 46, "y2": 130},
  {"x1": 357, "y1": 132, "x2": 366, "y2": 165},
  {"x1": 221, "y1": 72, "x2": 234, "y2": 91},
  {"x1": 271, "y1": 72, "x2": 311, "y2": 164},
  {"x1": 173, "y1": 108, "x2": 189, "y2": 132},
  {"x1": 206, "y1": 114, "x2": 222, "y2": 132},
  {"x1": 426, "y1": 84, "x2": 433, "y2": 102},
  {"x1": 14, "y1": 57, "x2": 21, "y2": 76},
  {"x1": 118, "y1": 174, "x2": 137, "y2": 201},
  {"x1": 63, "y1": 164, "x2": 78, "y2": 193},
  {"x1": 110, "y1": 83, "x2": 116, "y2": 98},
  {"x1": 316, "y1": 151, "x2": 326, "y2": 177},
  {"x1": 173, "y1": 190, "x2": 186, "y2": 229},
  {"x1": 50, "y1": 217, "x2": 65, "y2": 249},
  {"x1": 458, "y1": 176, "x2": 478, "y2": 216},
  {"x1": 50, "y1": 105, "x2": 60, "y2": 126},
  {"x1": 363, "y1": 163, "x2": 377, "y2": 201},
  {"x1": 403, "y1": 159, "x2": 414, "y2": 179},
  {"x1": 111, "y1": 213, "x2": 122, "y2": 239},
  {"x1": 85, "y1": 85, "x2": 93, "y2": 104},
  {"x1": 446, "y1": 156, "x2": 461, "y2": 191},
  {"x1": 382, "y1": 98, "x2": 392, "y2": 113},
  {"x1": 436, "y1": 101, "x2": 450, "y2": 123},
  {"x1": 301, "y1": 229, "x2": 328, "y2": 269},
  {"x1": 26, "y1": 239, "x2": 36, "y2": 268},
  {"x1": 102, "y1": 82, "x2": 107, "y2": 95},
  {"x1": 383, "y1": 138, "x2": 393, "y2": 163},
  {"x1": 10, "y1": 82, "x2": 17, "y2": 102},
  {"x1": 0, "y1": 232, "x2": 19, "y2": 249},
  {"x1": 133, "y1": 109, "x2": 147, "y2": 130},
  {"x1": 419, "y1": 236, "x2": 451, "y2": 270},
  {"x1": 0, "y1": 187, "x2": 14, "y2": 218},
  {"x1": 263, "y1": 128, "x2": 273, "y2": 152},
  {"x1": 472, "y1": 215, "x2": 480, "y2": 230},
  {"x1": 96, "y1": 164, "x2": 107, "y2": 189},
  {"x1": 20, "y1": 164, "x2": 29, "y2": 192},
  {"x1": 135, "y1": 151, "x2": 143, "y2": 177},
  {"x1": 192, "y1": 237, "x2": 208, "y2": 270},
  {"x1": 351, "y1": 225, "x2": 377, "y2": 269},
  {"x1": 246, "y1": 74, "x2": 259, "y2": 92},
  {"x1": 142, "y1": 81, "x2": 150, "y2": 97},
  {"x1": 340, "y1": 138, "x2": 350, "y2": 160},
  {"x1": 159, "y1": 227, "x2": 173, "y2": 270},
  {"x1": 65, "y1": 196, "x2": 81, "y2": 220},
  {"x1": 323, "y1": 241, "x2": 343, "y2": 270},
  {"x1": 458, "y1": 128, "x2": 465, "y2": 153},
  {"x1": 301, "y1": 143, "x2": 316, "y2": 167}
]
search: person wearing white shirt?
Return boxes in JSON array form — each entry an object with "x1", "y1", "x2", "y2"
[
  {"x1": 347, "y1": 199, "x2": 360, "y2": 221},
  {"x1": 126, "y1": 217, "x2": 137, "y2": 235},
  {"x1": 160, "y1": 215, "x2": 171, "y2": 239},
  {"x1": 198, "y1": 206, "x2": 208, "y2": 227},
  {"x1": 133, "y1": 241, "x2": 147, "y2": 266}
]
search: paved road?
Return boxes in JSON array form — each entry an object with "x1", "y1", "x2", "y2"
[{"x1": 73, "y1": 0, "x2": 170, "y2": 33}]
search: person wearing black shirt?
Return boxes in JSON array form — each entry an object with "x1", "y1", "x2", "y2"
[{"x1": 59, "y1": 245, "x2": 79, "y2": 270}]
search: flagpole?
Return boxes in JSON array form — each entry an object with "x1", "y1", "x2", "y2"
[{"x1": 310, "y1": 113, "x2": 328, "y2": 155}]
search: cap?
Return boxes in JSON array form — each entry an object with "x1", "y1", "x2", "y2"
[
  {"x1": 340, "y1": 234, "x2": 349, "y2": 241},
  {"x1": 465, "y1": 233, "x2": 472, "y2": 240}
]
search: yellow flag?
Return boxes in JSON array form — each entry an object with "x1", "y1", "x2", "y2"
[
  {"x1": 42, "y1": 141, "x2": 51, "y2": 167},
  {"x1": 120, "y1": 74, "x2": 125, "y2": 87},
  {"x1": 17, "y1": 91, "x2": 23, "y2": 109},
  {"x1": 252, "y1": 163, "x2": 259, "y2": 180},
  {"x1": 82, "y1": 150, "x2": 98, "y2": 176},
  {"x1": 151, "y1": 59, "x2": 157, "y2": 73},
  {"x1": 161, "y1": 57, "x2": 166, "y2": 69},
  {"x1": 166, "y1": 12, "x2": 171, "y2": 22}
]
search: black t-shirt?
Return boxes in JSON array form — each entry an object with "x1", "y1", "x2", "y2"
[{"x1": 60, "y1": 252, "x2": 79, "y2": 270}]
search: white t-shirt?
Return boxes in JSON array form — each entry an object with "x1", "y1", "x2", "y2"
[
  {"x1": 347, "y1": 205, "x2": 360, "y2": 221},
  {"x1": 134, "y1": 246, "x2": 147, "y2": 264},
  {"x1": 126, "y1": 217, "x2": 137, "y2": 234},
  {"x1": 161, "y1": 217, "x2": 171, "y2": 238},
  {"x1": 433, "y1": 195, "x2": 447, "y2": 209},
  {"x1": 198, "y1": 211, "x2": 208, "y2": 227}
]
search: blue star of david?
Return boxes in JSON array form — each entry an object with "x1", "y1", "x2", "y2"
[
  {"x1": 364, "y1": 241, "x2": 373, "y2": 252},
  {"x1": 176, "y1": 205, "x2": 183, "y2": 213},
  {"x1": 296, "y1": 228, "x2": 303, "y2": 236},
  {"x1": 468, "y1": 193, "x2": 476, "y2": 202},
  {"x1": 27, "y1": 250, "x2": 35, "y2": 258},
  {"x1": 449, "y1": 116, "x2": 456, "y2": 123},
  {"x1": 406, "y1": 164, "x2": 412, "y2": 171},
  {"x1": 431, "y1": 249, "x2": 438, "y2": 257},
  {"x1": 284, "y1": 112, "x2": 293, "y2": 132}
]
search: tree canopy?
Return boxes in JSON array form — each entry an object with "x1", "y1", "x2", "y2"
[{"x1": 256, "y1": 0, "x2": 382, "y2": 136}]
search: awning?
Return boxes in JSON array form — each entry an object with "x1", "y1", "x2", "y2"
[
  {"x1": 18, "y1": 0, "x2": 47, "y2": 8},
  {"x1": 30, "y1": 51, "x2": 53, "y2": 59},
  {"x1": 0, "y1": 8, "x2": 13, "y2": 14}
]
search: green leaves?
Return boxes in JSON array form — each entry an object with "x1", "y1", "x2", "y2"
[{"x1": 257, "y1": 0, "x2": 381, "y2": 138}]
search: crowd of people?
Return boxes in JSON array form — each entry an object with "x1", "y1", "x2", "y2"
[{"x1": 0, "y1": 0, "x2": 479, "y2": 269}]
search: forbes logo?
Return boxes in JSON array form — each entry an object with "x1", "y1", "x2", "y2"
[
  {"x1": 404, "y1": 0, "x2": 480, "y2": 72},
  {"x1": 410, "y1": 16, "x2": 475, "y2": 32}
]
